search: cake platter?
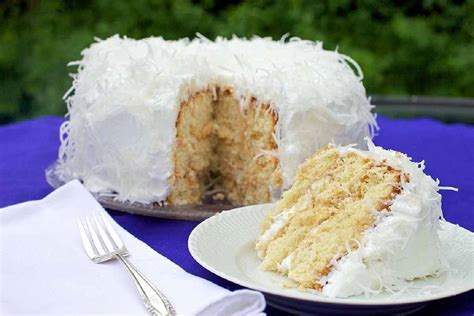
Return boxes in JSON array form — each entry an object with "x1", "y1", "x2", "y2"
[
  {"x1": 188, "y1": 204, "x2": 474, "y2": 315},
  {"x1": 45, "y1": 162, "x2": 235, "y2": 221}
]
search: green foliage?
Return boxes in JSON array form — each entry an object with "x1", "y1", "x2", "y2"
[{"x1": 1, "y1": 0, "x2": 473, "y2": 124}]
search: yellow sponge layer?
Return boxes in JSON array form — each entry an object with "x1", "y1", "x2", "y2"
[{"x1": 168, "y1": 91, "x2": 216, "y2": 205}]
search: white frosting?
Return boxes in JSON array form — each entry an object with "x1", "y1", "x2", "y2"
[
  {"x1": 279, "y1": 253, "x2": 293, "y2": 273},
  {"x1": 258, "y1": 139, "x2": 446, "y2": 298},
  {"x1": 57, "y1": 35, "x2": 376, "y2": 203}
]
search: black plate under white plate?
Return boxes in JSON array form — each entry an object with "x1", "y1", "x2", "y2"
[
  {"x1": 188, "y1": 204, "x2": 474, "y2": 315},
  {"x1": 45, "y1": 162, "x2": 235, "y2": 221}
]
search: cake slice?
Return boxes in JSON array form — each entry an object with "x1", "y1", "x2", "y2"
[{"x1": 256, "y1": 140, "x2": 445, "y2": 297}]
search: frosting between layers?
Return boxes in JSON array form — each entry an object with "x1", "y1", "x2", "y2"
[{"x1": 57, "y1": 35, "x2": 376, "y2": 203}]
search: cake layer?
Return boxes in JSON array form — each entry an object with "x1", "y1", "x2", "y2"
[
  {"x1": 215, "y1": 88, "x2": 281, "y2": 205},
  {"x1": 169, "y1": 90, "x2": 216, "y2": 205}
]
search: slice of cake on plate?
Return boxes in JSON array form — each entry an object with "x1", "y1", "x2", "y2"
[{"x1": 256, "y1": 139, "x2": 447, "y2": 298}]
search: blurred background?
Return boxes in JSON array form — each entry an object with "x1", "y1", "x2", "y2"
[{"x1": 1, "y1": 0, "x2": 473, "y2": 125}]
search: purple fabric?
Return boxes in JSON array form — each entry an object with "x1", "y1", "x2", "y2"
[{"x1": 1, "y1": 116, "x2": 473, "y2": 315}]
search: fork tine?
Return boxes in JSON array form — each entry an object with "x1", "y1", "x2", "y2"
[
  {"x1": 101, "y1": 213, "x2": 126, "y2": 251},
  {"x1": 86, "y1": 217, "x2": 106, "y2": 256},
  {"x1": 78, "y1": 218, "x2": 97, "y2": 259},
  {"x1": 93, "y1": 214, "x2": 115, "y2": 253}
]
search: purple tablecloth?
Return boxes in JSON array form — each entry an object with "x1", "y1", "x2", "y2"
[{"x1": 1, "y1": 116, "x2": 473, "y2": 315}]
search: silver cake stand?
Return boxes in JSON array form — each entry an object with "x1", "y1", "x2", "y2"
[{"x1": 45, "y1": 162, "x2": 237, "y2": 221}]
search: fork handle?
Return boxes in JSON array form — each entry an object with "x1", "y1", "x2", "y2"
[{"x1": 116, "y1": 254, "x2": 176, "y2": 316}]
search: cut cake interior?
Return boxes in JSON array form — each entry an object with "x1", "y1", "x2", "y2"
[{"x1": 169, "y1": 87, "x2": 282, "y2": 205}]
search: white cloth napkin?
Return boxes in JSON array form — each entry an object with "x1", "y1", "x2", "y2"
[{"x1": 0, "y1": 180, "x2": 265, "y2": 315}]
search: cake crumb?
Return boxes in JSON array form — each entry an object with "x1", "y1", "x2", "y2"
[{"x1": 213, "y1": 192, "x2": 225, "y2": 201}]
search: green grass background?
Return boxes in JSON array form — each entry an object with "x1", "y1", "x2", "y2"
[{"x1": 1, "y1": 0, "x2": 473, "y2": 124}]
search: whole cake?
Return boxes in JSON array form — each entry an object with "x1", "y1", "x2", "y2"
[
  {"x1": 57, "y1": 35, "x2": 376, "y2": 205},
  {"x1": 256, "y1": 140, "x2": 445, "y2": 297}
]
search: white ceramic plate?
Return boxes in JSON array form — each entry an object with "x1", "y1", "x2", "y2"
[{"x1": 188, "y1": 204, "x2": 474, "y2": 314}]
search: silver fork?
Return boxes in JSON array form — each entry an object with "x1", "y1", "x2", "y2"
[{"x1": 78, "y1": 214, "x2": 176, "y2": 316}]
